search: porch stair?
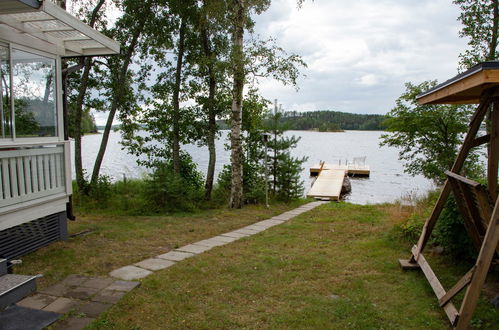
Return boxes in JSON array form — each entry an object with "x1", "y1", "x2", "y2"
[{"x1": 0, "y1": 259, "x2": 38, "y2": 311}]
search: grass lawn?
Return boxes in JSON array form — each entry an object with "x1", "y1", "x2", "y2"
[
  {"x1": 86, "y1": 202, "x2": 496, "y2": 329},
  {"x1": 14, "y1": 201, "x2": 499, "y2": 328},
  {"x1": 15, "y1": 200, "x2": 305, "y2": 289}
]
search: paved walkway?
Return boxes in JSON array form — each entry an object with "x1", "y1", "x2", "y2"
[
  {"x1": 16, "y1": 275, "x2": 140, "y2": 329},
  {"x1": 109, "y1": 201, "x2": 327, "y2": 281},
  {"x1": 13, "y1": 201, "x2": 326, "y2": 329}
]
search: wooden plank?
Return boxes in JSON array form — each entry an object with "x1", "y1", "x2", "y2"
[
  {"x1": 488, "y1": 102, "x2": 498, "y2": 201},
  {"x1": 448, "y1": 178, "x2": 483, "y2": 250},
  {"x1": 54, "y1": 153, "x2": 61, "y2": 188},
  {"x1": 439, "y1": 266, "x2": 475, "y2": 307},
  {"x1": 31, "y1": 156, "x2": 39, "y2": 193},
  {"x1": 37, "y1": 155, "x2": 44, "y2": 191},
  {"x1": 418, "y1": 71, "x2": 499, "y2": 105},
  {"x1": 457, "y1": 195, "x2": 499, "y2": 329},
  {"x1": 43, "y1": 154, "x2": 50, "y2": 190},
  {"x1": 445, "y1": 171, "x2": 481, "y2": 188},
  {"x1": 9, "y1": 157, "x2": 18, "y2": 198},
  {"x1": 472, "y1": 134, "x2": 490, "y2": 147},
  {"x1": 307, "y1": 169, "x2": 346, "y2": 200},
  {"x1": 16, "y1": 157, "x2": 25, "y2": 196},
  {"x1": 49, "y1": 153, "x2": 56, "y2": 190},
  {"x1": 413, "y1": 97, "x2": 491, "y2": 260},
  {"x1": 1, "y1": 159, "x2": 11, "y2": 199},
  {"x1": 23, "y1": 156, "x2": 32, "y2": 195},
  {"x1": 411, "y1": 246, "x2": 459, "y2": 325},
  {"x1": 0, "y1": 146, "x2": 63, "y2": 159}
]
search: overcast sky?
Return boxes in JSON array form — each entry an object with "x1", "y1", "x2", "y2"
[
  {"x1": 251, "y1": 0, "x2": 468, "y2": 115},
  {"x1": 93, "y1": 0, "x2": 468, "y2": 125}
]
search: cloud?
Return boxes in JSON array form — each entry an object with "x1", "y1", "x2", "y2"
[{"x1": 252, "y1": 0, "x2": 469, "y2": 114}]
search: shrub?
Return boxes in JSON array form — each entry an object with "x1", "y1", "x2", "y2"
[
  {"x1": 143, "y1": 154, "x2": 204, "y2": 212},
  {"x1": 432, "y1": 195, "x2": 477, "y2": 261}
]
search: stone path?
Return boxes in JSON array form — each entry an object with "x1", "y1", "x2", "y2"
[
  {"x1": 16, "y1": 274, "x2": 139, "y2": 329},
  {"x1": 109, "y1": 201, "x2": 327, "y2": 281},
  {"x1": 12, "y1": 201, "x2": 326, "y2": 329}
]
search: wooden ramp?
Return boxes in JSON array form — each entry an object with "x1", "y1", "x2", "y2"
[{"x1": 307, "y1": 169, "x2": 346, "y2": 201}]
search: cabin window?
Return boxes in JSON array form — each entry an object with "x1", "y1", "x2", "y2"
[
  {"x1": 0, "y1": 44, "x2": 58, "y2": 140},
  {"x1": 12, "y1": 49, "x2": 57, "y2": 137},
  {"x1": 0, "y1": 45, "x2": 11, "y2": 138}
]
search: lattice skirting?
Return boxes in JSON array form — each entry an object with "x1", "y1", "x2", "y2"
[{"x1": 0, "y1": 212, "x2": 67, "y2": 261}]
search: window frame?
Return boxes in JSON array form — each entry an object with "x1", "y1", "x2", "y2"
[{"x1": 0, "y1": 39, "x2": 63, "y2": 146}]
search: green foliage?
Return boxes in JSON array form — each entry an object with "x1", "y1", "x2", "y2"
[
  {"x1": 380, "y1": 81, "x2": 483, "y2": 184},
  {"x1": 68, "y1": 106, "x2": 97, "y2": 137},
  {"x1": 277, "y1": 110, "x2": 385, "y2": 131},
  {"x1": 143, "y1": 153, "x2": 204, "y2": 212},
  {"x1": 454, "y1": 0, "x2": 498, "y2": 68},
  {"x1": 432, "y1": 195, "x2": 477, "y2": 261},
  {"x1": 264, "y1": 107, "x2": 307, "y2": 201}
]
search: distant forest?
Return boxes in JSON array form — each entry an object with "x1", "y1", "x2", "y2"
[{"x1": 218, "y1": 110, "x2": 386, "y2": 131}]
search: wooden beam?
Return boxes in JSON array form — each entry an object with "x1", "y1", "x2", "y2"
[
  {"x1": 472, "y1": 134, "x2": 490, "y2": 147},
  {"x1": 488, "y1": 102, "x2": 499, "y2": 201},
  {"x1": 457, "y1": 195, "x2": 499, "y2": 329},
  {"x1": 412, "y1": 95, "x2": 493, "y2": 260},
  {"x1": 411, "y1": 246, "x2": 459, "y2": 326},
  {"x1": 438, "y1": 266, "x2": 475, "y2": 307}
]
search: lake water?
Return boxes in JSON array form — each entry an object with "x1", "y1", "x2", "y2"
[{"x1": 71, "y1": 130, "x2": 434, "y2": 205}]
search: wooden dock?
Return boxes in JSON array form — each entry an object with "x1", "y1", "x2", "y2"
[
  {"x1": 307, "y1": 169, "x2": 347, "y2": 201},
  {"x1": 309, "y1": 163, "x2": 370, "y2": 177}
]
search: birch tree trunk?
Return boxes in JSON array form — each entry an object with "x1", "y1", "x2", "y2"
[
  {"x1": 229, "y1": 0, "x2": 245, "y2": 208},
  {"x1": 201, "y1": 20, "x2": 217, "y2": 200},
  {"x1": 172, "y1": 19, "x2": 187, "y2": 175}
]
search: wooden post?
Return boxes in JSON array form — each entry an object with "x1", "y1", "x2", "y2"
[
  {"x1": 488, "y1": 101, "x2": 499, "y2": 201},
  {"x1": 456, "y1": 195, "x2": 499, "y2": 329}
]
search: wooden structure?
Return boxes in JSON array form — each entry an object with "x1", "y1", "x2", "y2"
[
  {"x1": 307, "y1": 168, "x2": 346, "y2": 201},
  {"x1": 0, "y1": 0, "x2": 119, "y2": 260},
  {"x1": 399, "y1": 61, "x2": 499, "y2": 329},
  {"x1": 310, "y1": 163, "x2": 370, "y2": 177}
]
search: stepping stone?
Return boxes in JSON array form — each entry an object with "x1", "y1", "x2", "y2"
[
  {"x1": 17, "y1": 294, "x2": 58, "y2": 310},
  {"x1": 211, "y1": 235, "x2": 238, "y2": 243},
  {"x1": 241, "y1": 225, "x2": 266, "y2": 232},
  {"x1": 232, "y1": 228, "x2": 260, "y2": 236},
  {"x1": 194, "y1": 239, "x2": 227, "y2": 248},
  {"x1": 91, "y1": 290, "x2": 126, "y2": 304},
  {"x1": 80, "y1": 277, "x2": 115, "y2": 290},
  {"x1": 105, "y1": 280, "x2": 140, "y2": 292},
  {"x1": 43, "y1": 297, "x2": 80, "y2": 314},
  {"x1": 270, "y1": 215, "x2": 292, "y2": 221},
  {"x1": 65, "y1": 286, "x2": 100, "y2": 300},
  {"x1": 244, "y1": 224, "x2": 269, "y2": 231},
  {"x1": 134, "y1": 258, "x2": 175, "y2": 271},
  {"x1": 60, "y1": 275, "x2": 89, "y2": 287},
  {"x1": 76, "y1": 301, "x2": 111, "y2": 318},
  {"x1": 156, "y1": 251, "x2": 194, "y2": 262},
  {"x1": 109, "y1": 265, "x2": 152, "y2": 280},
  {"x1": 221, "y1": 231, "x2": 249, "y2": 238},
  {"x1": 176, "y1": 244, "x2": 212, "y2": 254},
  {"x1": 257, "y1": 219, "x2": 284, "y2": 226},
  {"x1": 39, "y1": 283, "x2": 69, "y2": 297}
]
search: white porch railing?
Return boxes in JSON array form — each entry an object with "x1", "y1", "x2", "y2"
[{"x1": 0, "y1": 144, "x2": 66, "y2": 208}]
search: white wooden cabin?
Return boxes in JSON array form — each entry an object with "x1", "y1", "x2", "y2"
[{"x1": 0, "y1": 0, "x2": 119, "y2": 261}]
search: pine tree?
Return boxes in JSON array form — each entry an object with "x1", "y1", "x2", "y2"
[{"x1": 264, "y1": 100, "x2": 307, "y2": 201}]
